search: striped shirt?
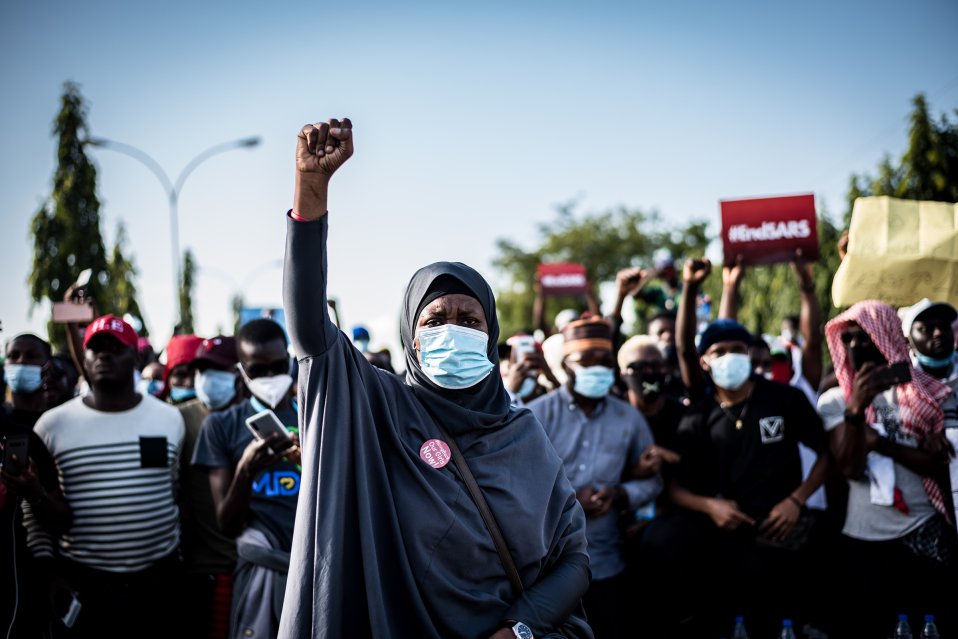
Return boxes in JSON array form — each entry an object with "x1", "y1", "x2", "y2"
[{"x1": 28, "y1": 394, "x2": 185, "y2": 572}]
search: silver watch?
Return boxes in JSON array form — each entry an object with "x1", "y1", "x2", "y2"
[{"x1": 510, "y1": 621, "x2": 533, "y2": 639}]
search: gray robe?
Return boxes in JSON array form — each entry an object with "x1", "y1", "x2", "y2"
[{"x1": 278, "y1": 214, "x2": 592, "y2": 639}]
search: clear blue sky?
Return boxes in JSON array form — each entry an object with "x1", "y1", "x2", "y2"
[{"x1": 2, "y1": 0, "x2": 957, "y2": 359}]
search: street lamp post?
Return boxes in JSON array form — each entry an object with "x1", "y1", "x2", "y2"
[{"x1": 87, "y1": 135, "x2": 261, "y2": 327}]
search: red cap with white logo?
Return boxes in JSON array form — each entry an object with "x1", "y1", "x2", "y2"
[{"x1": 83, "y1": 314, "x2": 138, "y2": 349}]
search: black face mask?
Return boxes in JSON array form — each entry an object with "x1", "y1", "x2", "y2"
[
  {"x1": 625, "y1": 371, "x2": 666, "y2": 400},
  {"x1": 849, "y1": 344, "x2": 886, "y2": 372},
  {"x1": 662, "y1": 345, "x2": 678, "y2": 366}
]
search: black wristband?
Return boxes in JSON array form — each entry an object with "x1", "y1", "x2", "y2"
[
  {"x1": 843, "y1": 408, "x2": 865, "y2": 425},
  {"x1": 875, "y1": 436, "x2": 893, "y2": 456}
]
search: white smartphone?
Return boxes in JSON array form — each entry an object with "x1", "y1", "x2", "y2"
[
  {"x1": 75, "y1": 268, "x2": 92, "y2": 288},
  {"x1": 245, "y1": 409, "x2": 293, "y2": 444},
  {"x1": 62, "y1": 593, "x2": 81, "y2": 628}
]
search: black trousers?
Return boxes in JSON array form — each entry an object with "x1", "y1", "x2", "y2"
[
  {"x1": 55, "y1": 553, "x2": 184, "y2": 639},
  {"x1": 583, "y1": 573, "x2": 626, "y2": 639}
]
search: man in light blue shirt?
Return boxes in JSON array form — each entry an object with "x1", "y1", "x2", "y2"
[{"x1": 527, "y1": 315, "x2": 661, "y2": 639}]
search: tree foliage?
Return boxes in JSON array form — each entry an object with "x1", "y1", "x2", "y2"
[
  {"x1": 177, "y1": 249, "x2": 196, "y2": 335},
  {"x1": 102, "y1": 222, "x2": 147, "y2": 335},
  {"x1": 28, "y1": 82, "x2": 142, "y2": 351},
  {"x1": 493, "y1": 200, "x2": 710, "y2": 338}
]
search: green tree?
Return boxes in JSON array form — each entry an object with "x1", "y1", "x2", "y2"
[
  {"x1": 493, "y1": 200, "x2": 710, "y2": 338},
  {"x1": 177, "y1": 249, "x2": 196, "y2": 335},
  {"x1": 28, "y1": 82, "x2": 142, "y2": 351},
  {"x1": 103, "y1": 222, "x2": 147, "y2": 335},
  {"x1": 846, "y1": 94, "x2": 958, "y2": 225}
]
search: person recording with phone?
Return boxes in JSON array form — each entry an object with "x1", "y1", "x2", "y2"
[
  {"x1": 502, "y1": 334, "x2": 557, "y2": 405},
  {"x1": 191, "y1": 319, "x2": 301, "y2": 639},
  {"x1": 2, "y1": 334, "x2": 72, "y2": 638},
  {"x1": 818, "y1": 301, "x2": 957, "y2": 639}
]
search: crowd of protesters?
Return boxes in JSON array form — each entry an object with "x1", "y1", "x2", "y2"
[{"x1": 2, "y1": 116, "x2": 957, "y2": 639}]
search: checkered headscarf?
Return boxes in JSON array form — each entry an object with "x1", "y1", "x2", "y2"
[{"x1": 825, "y1": 300, "x2": 952, "y2": 518}]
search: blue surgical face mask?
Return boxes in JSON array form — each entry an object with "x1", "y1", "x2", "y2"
[
  {"x1": 195, "y1": 369, "x2": 237, "y2": 410},
  {"x1": 915, "y1": 351, "x2": 954, "y2": 370},
  {"x1": 519, "y1": 376, "x2": 538, "y2": 399},
  {"x1": 417, "y1": 324, "x2": 494, "y2": 390},
  {"x1": 4, "y1": 364, "x2": 43, "y2": 394},
  {"x1": 572, "y1": 365, "x2": 615, "y2": 399},
  {"x1": 137, "y1": 378, "x2": 164, "y2": 397},
  {"x1": 169, "y1": 386, "x2": 197, "y2": 403},
  {"x1": 708, "y1": 353, "x2": 751, "y2": 390}
]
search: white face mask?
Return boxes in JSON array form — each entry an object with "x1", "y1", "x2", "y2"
[{"x1": 239, "y1": 365, "x2": 293, "y2": 409}]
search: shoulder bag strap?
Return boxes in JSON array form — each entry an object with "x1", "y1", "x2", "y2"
[{"x1": 433, "y1": 422, "x2": 525, "y2": 596}]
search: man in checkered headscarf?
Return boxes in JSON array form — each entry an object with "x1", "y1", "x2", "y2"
[{"x1": 818, "y1": 300, "x2": 957, "y2": 637}]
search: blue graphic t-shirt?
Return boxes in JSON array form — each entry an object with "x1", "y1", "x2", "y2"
[{"x1": 191, "y1": 398, "x2": 300, "y2": 551}]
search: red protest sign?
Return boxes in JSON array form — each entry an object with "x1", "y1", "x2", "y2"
[
  {"x1": 537, "y1": 263, "x2": 588, "y2": 296},
  {"x1": 720, "y1": 193, "x2": 819, "y2": 266}
]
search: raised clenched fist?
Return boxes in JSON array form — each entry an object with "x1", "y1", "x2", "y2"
[{"x1": 297, "y1": 118, "x2": 353, "y2": 179}]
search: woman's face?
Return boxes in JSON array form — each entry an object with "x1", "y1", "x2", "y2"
[{"x1": 413, "y1": 293, "x2": 488, "y2": 352}]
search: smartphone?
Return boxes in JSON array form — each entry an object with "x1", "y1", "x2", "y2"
[
  {"x1": 1, "y1": 433, "x2": 30, "y2": 476},
  {"x1": 508, "y1": 335, "x2": 537, "y2": 363},
  {"x1": 52, "y1": 301, "x2": 95, "y2": 324},
  {"x1": 62, "y1": 593, "x2": 81, "y2": 628},
  {"x1": 874, "y1": 361, "x2": 912, "y2": 387},
  {"x1": 75, "y1": 268, "x2": 92, "y2": 288},
  {"x1": 245, "y1": 409, "x2": 293, "y2": 445}
]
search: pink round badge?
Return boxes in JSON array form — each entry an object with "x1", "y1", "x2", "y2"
[{"x1": 419, "y1": 439, "x2": 451, "y2": 469}]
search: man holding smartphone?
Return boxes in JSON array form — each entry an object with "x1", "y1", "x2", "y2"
[
  {"x1": 818, "y1": 301, "x2": 957, "y2": 638},
  {"x1": 191, "y1": 319, "x2": 300, "y2": 639}
]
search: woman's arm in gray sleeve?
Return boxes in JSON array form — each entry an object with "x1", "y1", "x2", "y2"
[
  {"x1": 284, "y1": 215, "x2": 340, "y2": 358},
  {"x1": 283, "y1": 118, "x2": 355, "y2": 359}
]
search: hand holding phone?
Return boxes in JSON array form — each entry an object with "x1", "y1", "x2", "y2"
[
  {"x1": 873, "y1": 361, "x2": 912, "y2": 387},
  {"x1": 1, "y1": 433, "x2": 30, "y2": 476},
  {"x1": 245, "y1": 410, "x2": 294, "y2": 447}
]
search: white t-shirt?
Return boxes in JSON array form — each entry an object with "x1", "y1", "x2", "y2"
[
  {"x1": 817, "y1": 386, "x2": 935, "y2": 541},
  {"x1": 33, "y1": 393, "x2": 185, "y2": 572},
  {"x1": 791, "y1": 373, "x2": 826, "y2": 510}
]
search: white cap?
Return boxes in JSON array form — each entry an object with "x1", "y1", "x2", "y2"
[
  {"x1": 541, "y1": 332, "x2": 568, "y2": 386},
  {"x1": 898, "y1": 298, "x2": 958, "y2": 338},
  {"x1": 553, "y1": 308, "x2": 579, "y2": 332}
]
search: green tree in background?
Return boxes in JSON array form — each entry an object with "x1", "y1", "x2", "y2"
[
  {"x1": 103, "y1": 222, "x2": 147, "y2": 335},
  {"x1": 177, "y1": 249, "x2": 196, "y2": 335},
  {"x1": 28, "y1": 82, "x2": 142, "y2": 351},
  {"x1": 845, "y1": 94, "x2": 958, "y2": 225},
  {"x1": 493, "y1": 200, "x2": 710, "y2": 338}
]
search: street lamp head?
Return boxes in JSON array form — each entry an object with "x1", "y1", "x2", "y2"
[
  {"x1": 239, "y1": 136, "x2": 262, "y2": 148},
  {"x1": 85, "y1": 137, "x2": 108, "y2": 148}
]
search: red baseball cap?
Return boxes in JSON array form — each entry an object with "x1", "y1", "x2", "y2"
[{"x1": 83, "y1": 314, "x2": 138, "y2": 349}]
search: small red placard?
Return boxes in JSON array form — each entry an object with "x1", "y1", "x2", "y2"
[
  {"x1": 720, "y1": 193, "x2": 819, "y2": 266},
  {"x1": 537, "y1": 263, "x2": 588, "y2": 296}
]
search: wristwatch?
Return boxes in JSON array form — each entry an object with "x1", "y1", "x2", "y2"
[{"x1": 510, "y1": 621, "x2": 534, "y2": 639}]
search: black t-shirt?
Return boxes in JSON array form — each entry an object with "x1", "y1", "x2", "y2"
[
  {"x1": 644, "y1": 396, "x2": 686, "y2": 451},
  {"x1": 191, "y1": 399, "x2": 300, "y2": 551},
  {"x1": 672, "y1": 377, "x2": 826, "y2": 521}
]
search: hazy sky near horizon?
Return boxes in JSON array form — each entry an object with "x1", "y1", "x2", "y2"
[{"x1": 2, "y1": 0, "x2": 957, "y2": 360}]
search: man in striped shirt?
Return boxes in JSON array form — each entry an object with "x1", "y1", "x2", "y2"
[{"x1": 29, "y1": 315, "x2": 185, "y2": 638}]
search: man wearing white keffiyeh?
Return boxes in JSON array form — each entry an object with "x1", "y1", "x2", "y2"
[{"x1": 818, "y1": 300, "x2": 957, "y2": 639}]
